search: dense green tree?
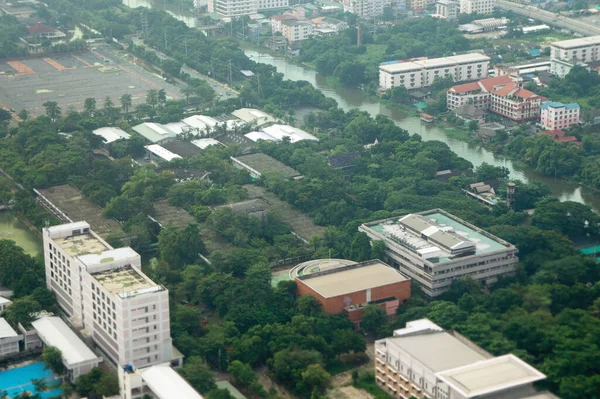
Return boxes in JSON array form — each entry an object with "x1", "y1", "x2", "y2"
[
  {"x1": 157, "y1": 224, "x2": 206, "y2": 269},
  {"x1": 41, "y1": 346, "x2": 65, "y2": 375},
  {"x1": 360, "y1": 305, "x2": 387, "y2": 336},
  {"x1": 179, "y1": 357, "x2": 217, "y2": 394}
]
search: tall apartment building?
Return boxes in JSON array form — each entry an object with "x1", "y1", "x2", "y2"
[
  {"x1": 460, "y1": 0, "x2": 496, "y2": 14},
  {"x1": 375, "y1": 319, "x2": 559, "y2": 399},
  {"x1": 44, "y1": 222, "x2": 175, "y2": 368},
  {"x1": 379, "y1": 53, "x2": 490, "y2": 91},
  {"x1": 448, "y1": 75, "x2": 543, "y2": 121},
  {"x1": 359, "y1": 209, "x2": 518, "y2": 297},
  {"x1": 281, "y1": 19, "x2": 313, "y2": 43},
  {"x1": 540, "y1": 101, "x2": 580, "y2": 131},
  {"x1": 435, "y1": 0, "x2": 459, "y2": 19},
  {"x1": 344, "y1": 0, "x2": 391, "y2": 18},
  {"x1": 208, "y1": 0, "x2": 258, "y2": 18},
  {"x1": 407, "y1": 0, "x2": 425, "y2": 11},
  {"x1": 550, "y1": 35, "x2": 600, "y2": 63}
]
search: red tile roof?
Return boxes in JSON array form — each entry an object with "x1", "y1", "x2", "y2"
[
  {"x1": 27, "y1": 23, "x2": 56, "y2": 35},
  {"x1": 538, "y1": 129, "x2": 580, "y2": 144},
  {"x1": 478, "y1": 75, "x2": 513, "y2": 92},
  {"x1": 491, "y1": 83, "x2": 518, "y2": 97},
  {"x1": 449, "y1": 82, "x2": 481, "y2": 93},
  {"x1": 514, "y1": 88, "x2": 538, "y2": 99}
]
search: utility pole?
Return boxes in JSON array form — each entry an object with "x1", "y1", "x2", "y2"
[
  {"x1": 257, "y1": 72, "x2": 261, "y2": 100},
  {"x1": 163, "y1": 27, "x2": 168, "y2": 50},
  {"x1": 229, "y1": 59, "x2": 232, "y2": 85},
  {"x1": 184, "y1": 39, "x2": 188, "y2": 57}
]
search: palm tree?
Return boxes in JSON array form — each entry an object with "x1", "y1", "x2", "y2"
[
  {"x1": 120, "y1": 93, "x2": 132, "y2": 114},
  {"x1": 158, "y1": 89, "x2": 167, "y2": 106},
  {"x1": 146, "y1": 89, "x2": 158, "y2": 109},
  {"x1": 83, "y1": 97, "x2": 96, "y2": 117}
]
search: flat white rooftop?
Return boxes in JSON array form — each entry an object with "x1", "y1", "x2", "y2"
[
  {"x1": 551, "y1": 35, "x2": 600, "y2": 49},
  {"x1": 54, "y1": 233, "x2": 109, "y2": 257},
  {"x1": 436, "y1": 354, "x2": 546, "y2": 398},
  {"x1": 298, "y1": 261, "x2": 408, "y2": 298},
  {"x1": 393, "y1": 318, "x2": 443, "y2": 337},
  {"x1": 380, "y1": 54, "x2": 489, "y2": 73},
  {"x1": 92, "y1": 266, "x2": 159, "y2": 298},
  {"x1": 79, "y1": 247, "x2": 140, "y2": 268},
  {"x1": 145, "y1": 144, "x2": 182, "y2": 162},
  {"x1": 261, "y1": 124, "x2": 318, "y2": 143},
  {"x1": 141, "y1": 365, "x2": 203, "y2": 399},
  {"x1": 0, "y1": 318, "x2": 18, "y2": 339},
  {"x1": 32, "y1": 316, "x2": 100, "y2": 367},
  {"x1": 190, "y1": 138, "x2": 222, "y2": 150}
]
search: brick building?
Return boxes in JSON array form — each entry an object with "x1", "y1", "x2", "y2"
[{"x1": 295, "y1": 260, "x2": 411, "y2": 327}]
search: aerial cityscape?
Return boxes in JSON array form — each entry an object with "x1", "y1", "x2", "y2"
[{"x1": 0, "y1": 0, "x2": 598, "y2": 398}]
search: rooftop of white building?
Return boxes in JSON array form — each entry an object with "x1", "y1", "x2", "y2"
[
  {"x1": 91, "y1": 265, "x2": 160, "y2": 298},
  {"x1": 380, "y1": 53, "x2": 490, "y2": 73},
  {"x1": 231, "y1": 108, "x2": 275, "y2": 125},
  {"x1": 182, "y1": 115, "x2": 219, "y2": 131},
  {"x1": 0, "y1": 296, "x2": 12, "y2": 306},
  {"x1": 190, "y1": 138, "x2": 223, "y2": 150},
  {"x1": 31, "y1": 316, "x2": 100, "y2": 367},
  {"x1": 145, "y1": 144, "x2": 182, "y2": 162},
  {"x1": 0, "y1": 318, "x2": 18, "y2": 339},
  {"x1": 360, "y1": 209, "x2": 513, "y2": 264},
  {"x1": 141, "y1": 365, "x2": 204, "y2": 399},
  {"x1": 436, "y1": 354, "x2": 546, "y2": 398},
  {"x1": 53, "y1": 232, "x2": 109, "y2": 257},
  {"x1": 78, "y1": 247, "x2": 140, "y2": 269},
  {"x1": 551, "y1": 35, "x2": 600, "y2": 49},
  {"x1": 132, "y1": 122, "x2": 177, "y2": 143},
  {"x1": 393, "y1": 318, "x2": 443, "y2": 337},
  {"x1": 245, "y1": 131, "x2": 279, "y2": 142},
  {"x1": 260, "y1": 124, "x2": 318, "y2": 143},
  {"x1": 92, "y1": 127, "x2": 131, "y2": 144}
]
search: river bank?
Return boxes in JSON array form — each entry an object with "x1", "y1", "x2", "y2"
[{"x1": 0, "y1": 212, "x2": 42, "y2": 256}]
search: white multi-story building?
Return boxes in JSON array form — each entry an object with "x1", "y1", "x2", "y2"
[
  {"x1": 359, "y1": 209, "x2": 518, "y2": 297},
  {"x1": 281, "y1": 20, "x2": 313, "y2": 43},
  {"x1": 460, "y1": 0, "x2": 496, "y2": 15},
  {"x1": 375, "y1": 319, "x2": 556, "y2": 399},
  {"x1": 43, "y1": 222, "x2": 176, "y2": 368},
  {"x1": 540, "y1": 101, "x2": 580, "y2": 131},
  {"x1": 407, "y1": 0, "x2": 425, "y2": 11},
  {"x1": 344, "y1": 0, "x2": 391, "y2": 17},
  {"x1": 120, "y1": 363, "x2": 203, "y2": 399},
  {"x1": 257, "y1": 0, "x2": 288, "y2": 10},
  {"x1": 208, "y1": 0, "x2": 258, "y2": 18},
  {"x1": 550, "y1": 35, "x2": 600, "y2": 63},
  {"x1": 379, "y1": 53, "x2": 490, "y2": 91},
  {"x1": 435, "y1": 0, "x2": 459, "y2": 19},
  {"x1": 0, "y1": 318, "x2": 21, "y2": 359}
]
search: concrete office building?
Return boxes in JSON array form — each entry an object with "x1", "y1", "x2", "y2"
[
  {"x1": 281, "y1": 20, "x2": 313, "y2": 43},
  {"x1": 120, "y1": 363, "x2": 203, "y2": 399},
  {"x1": 375, "y1": 319, "x2": 554, "y2": 399},
  {"x1": 460, "y1": 0, "x2": 496, "y2": 15},
  {"x1": 257, "y1": 0, "x2": 288, "y2": 11},
  {"x1": 294, "y1": 260, "x2": 411, "y2": 326},
  {"x1": 43, "y1": 222, "x2": 175, "y2": 368},
  {"x1": 379, "y1": 54, "x2": 490, "y2": 90},
  {"x1": 540, "y1": 101, "x2": 580, "y2": 131},
  {"x1": 344, "y1": 0, "x2": 391, "y2": 17},
  {"x1": 435, "y1": 0, "x2": 459, "y2": 19},
  {"x1": 0, "y1": 318, "x2": 21, "y2": 358},
  {"x1": 359, "y1": 209, "x2": 518, "y2": 297},
  {"x1": 550, "y1": 35, "x2": 600, "y2": 63},
  {"x1": 208, "y1": 0, "x2": 258, "y2": 18},
  {"x1": 32, "y1": 316, "x2": 102, "y2": 380}
]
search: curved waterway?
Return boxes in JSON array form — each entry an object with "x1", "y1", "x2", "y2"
[
  {"x1": 244, "y1": 48, "x2": 600, "y2": 212},
  {"x1": 118, "y1": 0, "x2": 600, "y2": 212}
]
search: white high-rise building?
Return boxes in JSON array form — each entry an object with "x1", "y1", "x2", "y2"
[
  {"x1": 44, "y1": 222, "x2": 175, "y2": 368},
  {"x1": 344, "y1": 0, "x2": 391, "y2": 18},
  {"x1": 208, "y1": 0, "x2": 258, "y2": 18},
  {"x1": 257, "y1": 0, "x2": 289, "y2": 11},
  {"x1": 460, "y1": 0, "x2": 496, "y2": 15},
  {"x1": 550, "y1": 35, "x2": 600, "y2": 63}
]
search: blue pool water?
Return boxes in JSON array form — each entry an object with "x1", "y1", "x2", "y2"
[{"x1": 0, "y1": 362, "x2": 63, "y2": 399}]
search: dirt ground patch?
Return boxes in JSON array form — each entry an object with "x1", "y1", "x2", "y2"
[{"x1": 329, "y1": 385, "x2": 374, "y2": 399}]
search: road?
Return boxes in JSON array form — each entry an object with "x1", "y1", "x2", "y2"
[
  {"x1": 130, "y1": 37, "x2": 238, "y2": 99},
  {"x1": 498, "y1": 0, "x2": 600, "y2": 36}
]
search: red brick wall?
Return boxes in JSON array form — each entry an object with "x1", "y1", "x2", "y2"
[{"x1": 296, "y1": 279, "x2": 411, "y2": 315}]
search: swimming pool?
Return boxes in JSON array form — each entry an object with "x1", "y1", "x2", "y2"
[{"x1": 0, "y1": 362, "x2": 63, "y2": 399}]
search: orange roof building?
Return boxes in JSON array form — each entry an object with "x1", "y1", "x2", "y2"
[{"x1": 538, "y1": 129, "x2": 580, "y2": 145}]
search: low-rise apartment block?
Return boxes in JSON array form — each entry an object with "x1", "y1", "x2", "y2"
[
  {"x1": 375, "y1": 319, "x2": 558, "y2": 399},
  {"x1": 359, "y1": 209, "x2": 518, "y2": 297},
  {"x1": 550, "y1": 35, "x2": 600, "y2": 63},
  {"x1": 435, "y1": 0, "x2": 459, "y2": 19},
  {"x1": 344, "y1": 0, "x2": 391, "y2": 17},
  {"x1": 460, "y1": 0, "x2": 496, "y2": 15},
  {"x1": 281, "y1": 19, "x2": 313, "y2": 43},
  {"x1": 43, "y1": 222, "x2": 176, "y2": 368},
  {"x1": 448, "y1": 75, "x2": 543, "y2": 121},
  {"x1": 540, "y1": 101, "x2": 580, "y2": 131},
  {"x1": 120, "y1": 363, "x2": 203, "y2": 399},
  {"x1": 379, "y1": 53, "x2": 490, "y2": 90},
  {"x1": 208, "y1": 0, "x2": 258, "y2": 18},
  {"x1": 0, "y1": 318, "x2": 21, "y2": 358}
]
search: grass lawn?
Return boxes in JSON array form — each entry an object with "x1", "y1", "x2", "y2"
[{"x1": 357, "y1": 44, "x2": 388, "y2": 65}]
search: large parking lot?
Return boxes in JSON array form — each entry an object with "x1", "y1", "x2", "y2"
[{"x1": 0, "y1": 45, "x2": 183, "y2": 116}]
